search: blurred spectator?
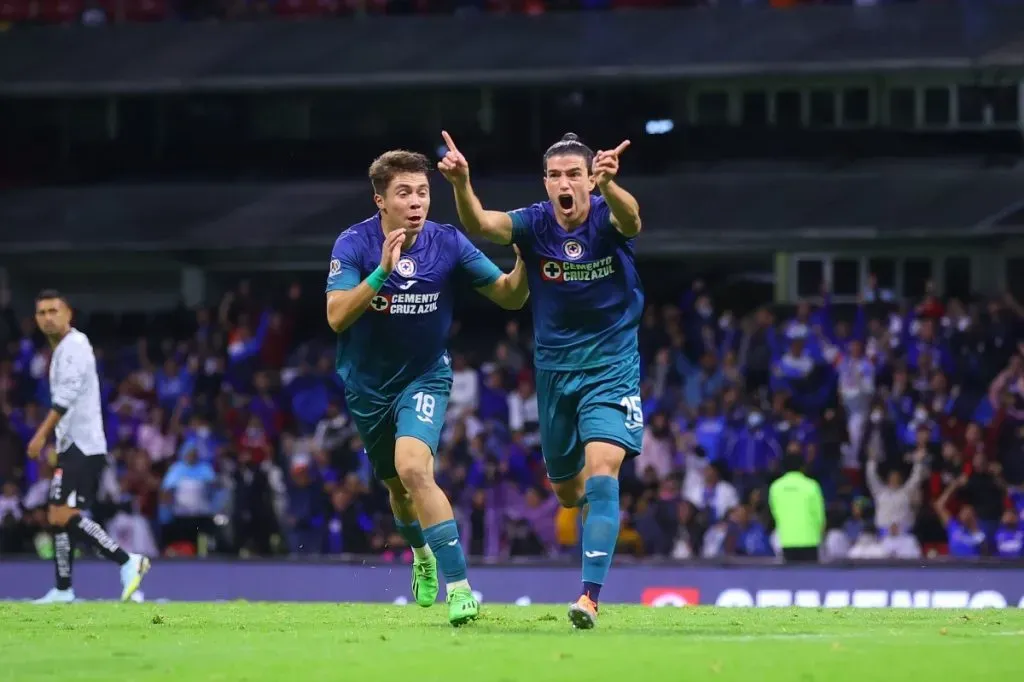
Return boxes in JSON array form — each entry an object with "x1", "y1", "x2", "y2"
[
  {"x1": 161, "y1": 446, "x2": 219, "y2": 550},
  {"x1": 508, "y1": 376, "x2": 539, "y2": 448},
  {"x1": 1, "y1": 276, "x2": 1021, "y2": 564},
  {"x1": 848, "y1": 523, "x2": 887, "y2": 559},
  {"x1": 865, "y1": 448, "x2": 926, "y2": 533},
  {"x1": 880, "y1": 522, "x2": 922, "y2": 559}
]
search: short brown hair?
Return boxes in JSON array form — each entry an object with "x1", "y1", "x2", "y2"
[{"x1": 368, "y1": 150, "x2": 431, "y2": 195}]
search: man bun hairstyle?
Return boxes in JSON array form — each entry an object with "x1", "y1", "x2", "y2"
[{"x1": 543, "y1": 131, "x2": 595, "y2": 173}]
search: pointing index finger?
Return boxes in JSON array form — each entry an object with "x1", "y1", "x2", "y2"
[
  {"x1": 441, "y1": 130, "x2": 460, "y2": 154},
  {"x1": 612, "y1": 140, "x2": 631, "y2": 156}
]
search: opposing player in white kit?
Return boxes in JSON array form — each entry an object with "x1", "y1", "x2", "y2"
[{"x1": 28, "y1": 290, "x2": 150, "y2": 604}]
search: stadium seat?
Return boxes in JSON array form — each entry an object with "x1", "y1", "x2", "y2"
[{"x1": 38, "y1": 0, "x2": 82, "y2": 23}]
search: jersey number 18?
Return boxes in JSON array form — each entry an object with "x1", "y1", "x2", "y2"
[{"x1": 413, "y1": 392, "x2": 436, "y2": 424}]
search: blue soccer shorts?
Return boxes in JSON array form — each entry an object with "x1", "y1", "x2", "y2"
[
  {"x1": 345, "y1": 363, "x2": 452, "y2": 481},
  {"x1": 534, "y1": 353, "x2": 643, "y2": 483}
]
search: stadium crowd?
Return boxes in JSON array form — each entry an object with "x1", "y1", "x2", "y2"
[
  {"x1": 1, "y1": 275, "x2": 1023, "y2": 563},
  {"x1": 0, "y1": 0, "x2": 929, "y2": 27}
]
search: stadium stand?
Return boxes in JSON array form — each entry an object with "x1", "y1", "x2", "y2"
[
  {"x1": 1, "y1": 1, "x2": 1023, "y2": 598},
  {"x1": 2, "y1": 275, "x2": 1023, "y2": 561}
]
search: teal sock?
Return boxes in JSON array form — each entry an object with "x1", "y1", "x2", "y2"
[
  {"x1": 581, "y1": 476, "x2": 619, "y2": 589},
  {"x1": 422, "y1": 520, "x2": 467, "y2": 584},
  {"x1": 394, "y1": 518, "x2": 426, "y2": 549}
]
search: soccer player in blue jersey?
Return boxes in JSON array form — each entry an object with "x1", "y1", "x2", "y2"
[
  {"x1": 325, "y1": 150, "x2": 529, "y2": 626},
  {"x1": 438, "y1": 131, "x2": 643, "y2": 629}
]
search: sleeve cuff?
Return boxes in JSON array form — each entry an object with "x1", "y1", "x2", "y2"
[{"x1": 52, "y1": 403, "x2": 69, "y2": 416}]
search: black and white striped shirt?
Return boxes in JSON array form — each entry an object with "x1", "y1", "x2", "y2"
[{"x1": 50, "y1": 328, "x2": 107, "y2": 456}]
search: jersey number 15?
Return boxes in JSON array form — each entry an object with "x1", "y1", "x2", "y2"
[{"x1": 619, "y1": 396, "x2": 644, "y2": 431}]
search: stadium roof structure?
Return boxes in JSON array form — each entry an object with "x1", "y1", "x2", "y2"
[
  {"x1": 1, "y1": 166, "x2": 1022, "y2": 258},
  {"x1": 1, "y1": 4, "x2": 1024, "y2": 95}
]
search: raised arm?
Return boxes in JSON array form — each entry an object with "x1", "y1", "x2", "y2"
[
  {"x1": 438, "y1": 131, "x2": 514, "y2": 245},
  {"x1": 933, "y1": 475, "x2": 965, "y2": 528},
  {"x1": 325, "y1": 229, "x2": 406, "y2": 334},
  {"x1": 592, "y1": 140, "x2": 642, "y2": 238}
]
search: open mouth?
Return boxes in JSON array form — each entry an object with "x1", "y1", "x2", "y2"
[
  {"x1": 557, "y1": 194, "x2": 574, "y2": 211},
  {"x1": 407, "y1": 215, "x2": 423, "y2": 226}
]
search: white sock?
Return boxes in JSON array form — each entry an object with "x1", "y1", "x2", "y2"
[
  {"x1": 412, "y1": 544, "x2": 433, "y2": 561},
  {"x1": 446, "y1": 579, "x2": 470, "y2": 596}
]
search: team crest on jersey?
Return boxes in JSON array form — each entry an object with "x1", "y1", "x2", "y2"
[
  {"x1": 562, "y1": 239, "x2": 584, "y2": 261},
  {"x1": 396, "y1": 257, "x2": 417, "y2": 278},
  {"x1": 329, "y1": 259, "x2": 341, "y2": 276}
]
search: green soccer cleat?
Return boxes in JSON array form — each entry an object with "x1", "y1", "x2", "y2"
[
  {"x1": 411, "y1": 554, "x2": 439, "y2": 608},
  {"x1": 446, "y1": 588, "x2": 479, "y2": 627}
]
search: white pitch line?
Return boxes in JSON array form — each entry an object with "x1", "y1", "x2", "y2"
[{"x1": 680, "y1": 631, "x2": 1023, "y2": 642}]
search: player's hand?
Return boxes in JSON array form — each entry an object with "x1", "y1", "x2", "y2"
[
  {"x1": 592, "y1": 140, "x2": 630, "y2": 188},
  {"x1": 437, "y1": 130, "x2": 470, "y2": 186},
  {"x1": 27, "y1": 433, "x2": 45, "y2": 459},
  {"x1": 379, "y1": 229, "x2": 406, "y2": 273}
]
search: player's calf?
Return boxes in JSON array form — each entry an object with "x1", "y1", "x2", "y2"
[
  {"x1": 551, "y1": 478, "x2": 587, "y2": 509},
  {"x1": 394, "y1": 438, "x2": 474, "y2": 623},
  {"x1": 572, "y1": 442, "x2": 626, "y2": 619},
  {"x1": 48, "y1": 504, "x2": 131, "y2": 567},
  {"x1": 382, "y1": 477, "x2": 437, "y2": 608}
]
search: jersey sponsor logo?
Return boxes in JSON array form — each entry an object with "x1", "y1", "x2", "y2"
[
  {"x1": 540, "y1": 259, "x2": 563, "y2": 281},
  {"x1": 642, "y1": 587, "x2": 701, "y2": 607},
  {"x1": 370, "y1": 292, "x2": 440, "y2": 315},
  {"x1": 396, "y1": 257, "x2": 417, "y2": 278},
  {"x1": 562, "y1": 239, "x2": 585, "y2": 261},
  {"x1": 540, "y1": 256, "x2": 615, "y2": 283},
  {"x1": 329, "y1": 259, "x2": 341, "y2": 276}
]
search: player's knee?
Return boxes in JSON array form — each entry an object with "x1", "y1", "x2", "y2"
[
  {"x1": 551, "y1": 481, "x2": 584, "y2": 509},
  {"x1": 394, "y1": 439, "x2": 435, "y2": 494},
  {"x1": 585, "y1": 441, "x2": 625, "y2": 479},
  {"x1": 382, "y1": 478, "x2": 413, "y2": 508}
]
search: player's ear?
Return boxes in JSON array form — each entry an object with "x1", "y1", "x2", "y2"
[
  {"x1": 374, "y1": 193, "x2": 386, "y2": 212},
  {"x1": 586, "y1": 173, "x2": 596, "y2": 191}
]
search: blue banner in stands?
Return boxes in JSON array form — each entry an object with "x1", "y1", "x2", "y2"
[{"x1": 1, "y1": 561, "x2": 1023, "y2": 607}]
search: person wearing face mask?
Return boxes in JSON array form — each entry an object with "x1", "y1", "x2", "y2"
[
  {"x1": 177, "y1": 412, "x2": 219, "y2": 464},
  {"x1": 902, "y1": 404, "x2": 940, "y2": 447},
  {"x1": 860, "y1": 402, "x2": 899, "y2": 471},
  {"x1": 724, "y1": 411, "x2": 783, "y2": 496}
]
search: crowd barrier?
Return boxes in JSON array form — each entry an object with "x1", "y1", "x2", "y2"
[{"x1": 2, "y1": 559, "x2": 1022, "y2": 608}]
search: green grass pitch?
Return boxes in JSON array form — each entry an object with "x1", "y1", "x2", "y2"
[{"x1": 1, "y1": 603, "x2": 1021, "y2": 681}]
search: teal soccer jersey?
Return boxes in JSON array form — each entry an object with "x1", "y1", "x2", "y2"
[
  {"x1": 508, "y1": 195, "x2": 645, "y2": 480},
  {"x1": 325, "y1": 214, "x2": 502, "y2": 479}
]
